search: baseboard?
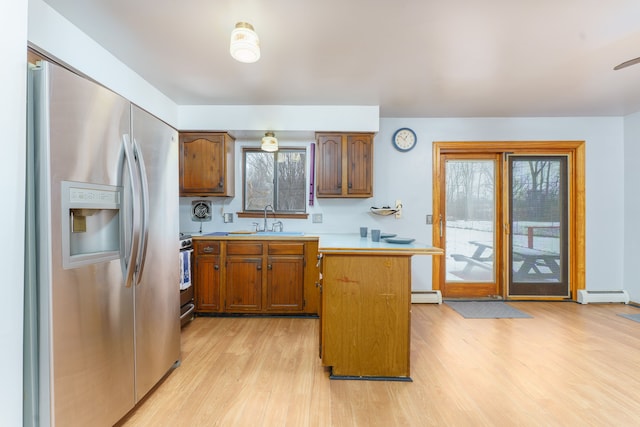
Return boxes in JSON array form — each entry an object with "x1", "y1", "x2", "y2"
[
  {"x1": 411, "y1": 290, "x2": 442, "y2": 304},
  {"x1": 576, "y1": 289, "x2": 629, "y2": 304}
]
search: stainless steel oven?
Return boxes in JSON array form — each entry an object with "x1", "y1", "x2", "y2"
[{"x1": 179, "y1": 233, "x2": 195, "y2": 326}]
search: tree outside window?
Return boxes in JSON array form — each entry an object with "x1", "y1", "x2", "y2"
[{"x1": 243, "y1": 148, "x2": 307, "y2": 212}]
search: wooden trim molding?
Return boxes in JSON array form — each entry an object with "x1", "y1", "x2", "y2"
[{"x1": 432, "y1": 141, "x2": 586, "y2": 300}]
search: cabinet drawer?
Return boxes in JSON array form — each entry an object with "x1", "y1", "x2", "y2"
[
  {"x1": 227, "y1": 242, "x2": 263, "y2": 255},
  {"x1": 195, "y1": 241, "x2": 220, "y2": 255},
  {"x1": 268, "y1": 242, "x2": 304, "y2": 255}
]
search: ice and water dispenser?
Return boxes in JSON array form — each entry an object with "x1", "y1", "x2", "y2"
[{"x1": 61, "y1": 181, "x2": 122, "y2": 268}]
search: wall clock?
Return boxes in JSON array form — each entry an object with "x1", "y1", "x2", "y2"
[{"x1": 392, "y1": 128, "x2": 417, "y2": 152}]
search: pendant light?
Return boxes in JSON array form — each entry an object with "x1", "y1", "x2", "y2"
[
  {"x1": 230, "y1": 22, "x2": 260, "y2": 63},
  {"x1": 261, "y1": 132, "x2": 278, "y2": 152}
]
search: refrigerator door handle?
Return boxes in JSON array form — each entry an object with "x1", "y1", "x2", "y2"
[
  {"x1": 133, "y1": 138, "x2": 150, "y2": 286},
  {"x1": 121, "y1": 135, "x2": 141, "y2": 288}
]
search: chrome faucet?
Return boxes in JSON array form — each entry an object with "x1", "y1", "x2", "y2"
[{"x1": 263, "y1": 204, "x2": 274, "y2": 232}]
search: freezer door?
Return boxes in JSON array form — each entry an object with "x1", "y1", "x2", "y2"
[
  {"x1": 32, "y1": 61, "x2": 135, "y2": 426},
  {"x1": 131, "y1": 105, "x2": 181, "y2": 401}
]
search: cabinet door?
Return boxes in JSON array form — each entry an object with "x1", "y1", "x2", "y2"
[
  {"x1": 346, "y1": 134, "x2": 373, "y2": 196},
  {"x1": 316, "y1": 134, "x2": 343, "y2": 196},
  {"x1": 195, "y1": 255, "x2": 221, "y2": 312},
  {"x1": 179, "y1": 133, "x2": 229, "y2": 196},
  {"x1": 225, "y1": 257, "x2": 262, "y2": 311},
  {"x1": 266, "y1": 256, "x2": 304, "y2": 311}
]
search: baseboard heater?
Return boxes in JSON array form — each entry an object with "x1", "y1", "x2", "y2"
[
  {"x1": 411, "y1": 290, "x2": 442, "y2": 304},
  {"x1": 577, "y1": 290, "x2": 629, "y2": 304}
]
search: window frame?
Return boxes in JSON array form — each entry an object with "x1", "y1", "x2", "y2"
[{"x1": 239, "y1": 147, "x2": 309, "y2": 219}]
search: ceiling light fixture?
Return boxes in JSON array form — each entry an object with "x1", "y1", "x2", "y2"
[
  {"x1": 261, "y1": 132, "x2": 278, "y2": 152},
  {"x1": 230, "y1": 22, "x2": 260, "y2": 63}
]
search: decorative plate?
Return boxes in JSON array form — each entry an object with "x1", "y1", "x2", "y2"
[
  {"x1": 370, "y1": 207, "x2": 399, "y2": 216},
  {"x1": 384, "y1": 237, "x2": 415, "y2": 244}
]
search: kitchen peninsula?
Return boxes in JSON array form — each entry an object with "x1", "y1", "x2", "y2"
[
  {"x1": 317, "y1": 234, "x2": 443, "y2": 380},
  {"x1": 191, "y1": 232, "x2": 442, "y2": 380}
]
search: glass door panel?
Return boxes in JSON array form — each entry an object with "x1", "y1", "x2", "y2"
[
  {"x1": 508, "y1": 156, "x2": 569, "y2": 296},
  {"x1": 443, "y1": 157, "x2": 500, "y2": 298}
]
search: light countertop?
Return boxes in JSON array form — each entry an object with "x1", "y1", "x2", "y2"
[
  {"x1": 189, "y1": 232, "x2": 443, "y2": 256},
  {"x1": 316, "y1": 233, "x2": 443, "y2": 256}
]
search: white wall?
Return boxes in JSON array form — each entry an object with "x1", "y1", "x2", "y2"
[
  {"x1": 2, "y1": 0, "x2": 28, "y2": 425},
  {"x1": 624, "y1": 111, "x2": 640, "y2": 302},
  {"x1": 180, "y1": 116, "x2": 625, "y2": 292}
]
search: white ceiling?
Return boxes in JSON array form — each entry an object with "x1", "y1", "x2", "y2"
[{"x1": 41, "y1": 0, "x2": 640, "y2": 117}]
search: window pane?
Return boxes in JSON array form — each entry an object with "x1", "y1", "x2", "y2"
[
  {"x1": 245, "y1": 151, "x2": 274, "y2": 210},
  {"x1": 510, "y1": 158, "x2": 563, "y2": 284},
  {"x1": 276, "y1": 151, "x2": 306, "y2": 212},
  {"x1": 445, "y1": 160, "x2": 496, "y2": 282},
  {"x1": 243, "y1": 149, "x2": 307, "y2": 213}
]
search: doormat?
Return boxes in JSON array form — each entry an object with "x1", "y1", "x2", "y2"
[
  {"x1": 444, "y1": 301, "x2": 532, "y2": 319},
  {"x1": 617, "y1": 313, "x2": 640, "y2": 323}
]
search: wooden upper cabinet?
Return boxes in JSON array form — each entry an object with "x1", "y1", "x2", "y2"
[
  {"x1": 316, "y1": 133, "x2": 373, "y2": 198},
  {"x1": 179, "y1": 132, "x2": 235, "y2": 196}
]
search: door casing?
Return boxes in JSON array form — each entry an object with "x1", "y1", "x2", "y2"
[{"x1": 432, "y1": 141, "x2": 585, "y2": 300}]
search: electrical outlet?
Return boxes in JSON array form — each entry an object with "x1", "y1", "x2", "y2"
[
  {"x1": 223, "y1": 213, "x2": 233, "y2": 223},
  {"x1": 426, "y1": 214, "x2": 433, "y2": 224},
  {"x1": 312, "y1": 213, "x2": 323, "y2": 223}
]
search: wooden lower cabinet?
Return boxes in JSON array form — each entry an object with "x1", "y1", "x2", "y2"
[
  {"x1": 225, "y1": 242, "x2": 263, "y2": 312},
  {"x1": 225, "y1": 256, "x2": 262, "y2": 311},
  {"x1": 194, "y1": 239, "x2": 318, "y2": 315},
  {"x1": 266, "y1": 243, "x2": 305, "y2": 311},
  {"x1": 194, "y1": 241, "x2": 221, "y2": 312}
]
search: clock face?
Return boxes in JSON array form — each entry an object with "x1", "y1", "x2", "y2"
[{"x1": 392, "y1": 128, "x2": 417, "y2": 152}]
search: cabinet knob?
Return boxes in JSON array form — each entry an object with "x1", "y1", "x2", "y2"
[
  {"x1": 257, "y1": 264, "x2": 262, "y2": 271},
  {"x1": 267, "y1": 264, "x2": 272, "y2": 270},
  {"x1": 214, "y1": 265, "x2": 219, "y2": 270},
  {"x1": 203, "y1": 246, "x2": 213, "y2": 253}
]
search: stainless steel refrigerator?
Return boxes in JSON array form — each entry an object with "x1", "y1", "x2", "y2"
[{"x1": 25, "y1": 60, "x2": 180, "y2": 426}]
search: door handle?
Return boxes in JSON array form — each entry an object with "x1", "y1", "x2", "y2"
[
  {"x1": 133, "y1": 138, "x2": 149, "y2": 286},
  {"x1": 119, "y1": 135, "x2": 141, "y2": 288}
]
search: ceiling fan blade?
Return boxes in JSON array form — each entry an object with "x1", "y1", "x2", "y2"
[{"x1": 614, "y1": 56, "x2": 640, "y2": 70}]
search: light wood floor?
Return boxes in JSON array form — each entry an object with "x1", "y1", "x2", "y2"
[{"x1": 119, "y1": 302, "x2": 640, "y2": 427}]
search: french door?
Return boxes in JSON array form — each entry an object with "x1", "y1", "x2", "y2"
[
  {"x1": 432, "y1": 142, "x2": 585, "y2": 300},
  {"x1": 508, "y1": 156, "x2": 569, "y2": 297},
  {"x1": 440, "y1": 154, "x2": 502, "y2": 298}
]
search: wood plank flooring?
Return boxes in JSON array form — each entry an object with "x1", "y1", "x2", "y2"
[{"x1": 118, "y1": 302, "x2": 640, "y2": 427}]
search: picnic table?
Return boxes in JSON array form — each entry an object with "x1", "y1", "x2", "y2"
[{"x1": 451, "y1": 241, "x2": 561, "y2": 281}]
